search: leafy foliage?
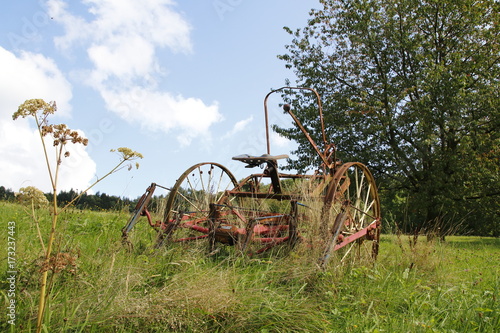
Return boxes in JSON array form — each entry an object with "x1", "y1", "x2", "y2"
[
  {"x1": 0, "y1": 186, "x2": 15, "y2": 201},
  {"x1": 277, "y1": 0, "x2": 500, "y2": 235}
]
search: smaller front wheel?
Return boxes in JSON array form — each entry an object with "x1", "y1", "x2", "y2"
[{"x1": 320, "y1": 162, "x2": 381, "y2": 267}]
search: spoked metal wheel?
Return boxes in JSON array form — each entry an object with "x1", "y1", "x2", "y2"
[
  {"x1": 319, "y1": 162, "x2": 381, "y2": 268},
  {"x1": 155, "y1": 162, "x2": 239, "y2": 248}
]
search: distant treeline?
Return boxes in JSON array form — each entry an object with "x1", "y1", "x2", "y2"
[{"x1": 0, "y1": 185, "x2": 139, "y2": 211}]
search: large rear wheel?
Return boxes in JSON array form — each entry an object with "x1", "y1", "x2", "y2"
[{"x1": 319, "y1": 162, "x2": 381, "y2": 267}]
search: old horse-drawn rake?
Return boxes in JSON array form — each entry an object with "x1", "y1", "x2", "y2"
[{"x1": 122, "y1": 87, "x2": 381, "y2": 267}]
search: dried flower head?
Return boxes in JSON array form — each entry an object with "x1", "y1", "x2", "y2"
[
  {"x1": 12, "y1": 99, "x2": 56, "y2": 120},
  {"x1": 16, "y1": 186, "x2": 49, "y2": 208},
  {"x1": 111, "y1": 147, "x2": 144, "y2": 160},
  {"x1": 14, "y1": 99, "x2": 88, "y2": 151},
  {"x1": 51, "y1": 124, "x2": 88, "y2": 150},
  {"x1": 40, "y1": 252, "x2": 78, "y2": 274},
  {"x1": 110, "y1": 147, "x2": 143, "y2": 170}
]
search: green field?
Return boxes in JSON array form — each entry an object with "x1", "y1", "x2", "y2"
[{"x1": 1, "y1": 201, "x2": 498, "y2": 332}]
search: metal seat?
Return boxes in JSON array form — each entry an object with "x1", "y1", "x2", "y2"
[{"x1": 232, "y1": 154, "x2": 289, "y2": 168}]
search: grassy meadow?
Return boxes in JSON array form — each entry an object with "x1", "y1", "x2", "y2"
[{"x1": 1, "y1": 201, "x2": 498, "y2": 332}]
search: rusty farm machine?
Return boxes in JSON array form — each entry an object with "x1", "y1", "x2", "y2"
[{"x1": 121, "y1": 87, "x2": 381, "y2": 267}]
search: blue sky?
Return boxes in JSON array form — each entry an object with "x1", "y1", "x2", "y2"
[{"x1": 0, "y1": 0, "x2": 318, "y2": 199}]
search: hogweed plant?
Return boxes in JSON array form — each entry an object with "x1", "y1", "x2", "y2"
[
  {"x1": 16, "y1": 186, "x2": 49, "y2": 253},
  {"x1": 13, "y1": 99, "x2": 143, "y2": 333}
]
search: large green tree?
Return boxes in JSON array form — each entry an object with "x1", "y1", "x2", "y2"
[{"x1": 277, "y1": 0, "x2": 499, "y2": 235}]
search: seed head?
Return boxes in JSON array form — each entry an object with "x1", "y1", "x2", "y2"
[
  {"x1": 13, "y1": 99, "x2": 56, "y2": 120},
  {"x1": 110, "y1": 147, "x2": 143, "y2": 170},
  {"x1": 52, "y1": 125, "x2": 88, "y2": 148},
  {"x1": 111, "y1": 147, "x2": 144, "y2": 160},
  {"x1": 16, "y1": 186, "x2": 49, "y2": 208}
]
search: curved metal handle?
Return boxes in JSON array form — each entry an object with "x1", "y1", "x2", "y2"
[{"x1": 263, "y1": 86, "x2": 332, "y2": 168}]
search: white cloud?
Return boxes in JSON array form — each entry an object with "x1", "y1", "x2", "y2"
[
  {"x1": 45, "y1": 0, "x2": 222, "y2": 144},
  {"x1": 232, "y1": 116, "x2": 254, "y2": 133},
  {"x1": 270, "y1": 131, "x2": 292, "y2": 148},
  {"x1": 48, "y1": 0, "x2": 192, "y2": 53},
  {"x1": 0, "y1": 47, "x2": 72, "y2": 115},
  {"x1": 221, "y1": 116, "x2": 254, "y2": 139},
  {"x1": 0, "y1": 47, "x2": 96, "y2": 193},
  {"x1": 87, "y1": 35, "x2": 155, "y2": 82},
  {"x1": 102, "y1": 88, "x2": 222, "y2": 146}
]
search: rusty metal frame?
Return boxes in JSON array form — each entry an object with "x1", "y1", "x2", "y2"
[{"x1": 121, "y1": 87, "x2": 381, "y2": 262}]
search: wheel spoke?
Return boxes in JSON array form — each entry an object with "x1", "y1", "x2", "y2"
[
  {"x1": 173, "y1": 190, "x2": 203, "y2": 215},
  {"x1": 214, "y1": 167, "x2": 223, "y2": 201},
  {"x1": 216, "y1": 168, "x2": 234, "y2": 203},
  {"x1": 185, "y1": 174, "x2": 198, "y2": 203},
  {"x1": 340, "y1": 242, "x2": 355, "y2": 262},
  {"x1": 321, "y1": 162, "x2": 381, "y2": 267},
  {"x1": 160, "y1": 163, "x2": 238, "y2": 246},
  {"x1": 198, "y1": 166, "x2": 206, "y2": 194}
]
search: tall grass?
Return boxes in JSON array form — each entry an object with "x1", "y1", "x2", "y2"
[{"x1": 1, "y1": 201, "x2": 498, "y2": 332}]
